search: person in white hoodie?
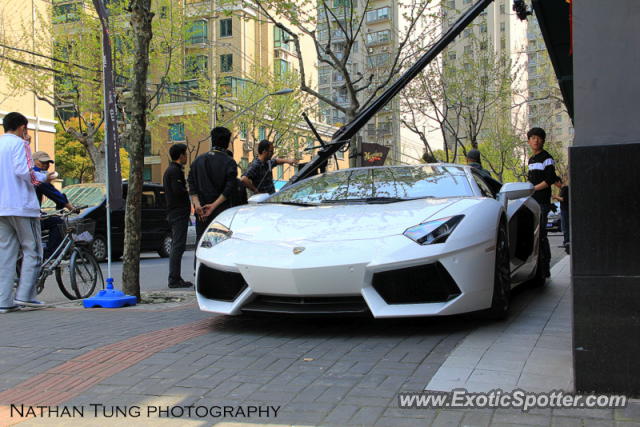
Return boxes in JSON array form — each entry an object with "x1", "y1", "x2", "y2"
[{"x1": 0, "y1": 112, "x2": 49, "y2": 313}]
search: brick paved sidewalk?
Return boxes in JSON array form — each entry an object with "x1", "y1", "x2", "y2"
[{"x1": 0, "y1": 256, "x2": 638, "y2": 426}]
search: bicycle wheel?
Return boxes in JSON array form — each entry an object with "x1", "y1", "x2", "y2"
[
  {"x1": 55, "y1": 255, "x2": 76, "y2": 300},
  {"x1": 70, "y1": 247, "x2": 102, "y2": 299}
]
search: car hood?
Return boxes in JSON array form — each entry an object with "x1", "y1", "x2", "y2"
[{"x1": 226, "y1": 198, "x2": 463, "y2": 242}]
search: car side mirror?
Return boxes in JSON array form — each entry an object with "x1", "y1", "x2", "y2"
[
  {"x1": 248, "y1": 193, "x2": 271, "y2": 204},
  {"x1": 498, "y1": 182, "x2": 535, "y2": 201}
]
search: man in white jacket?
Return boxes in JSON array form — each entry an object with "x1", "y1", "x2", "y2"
[{"x1": 0, "y1": 112, "x2": 48, "y2": 313}]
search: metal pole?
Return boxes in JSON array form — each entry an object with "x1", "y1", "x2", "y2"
[{"x1": 100, "y1": 32, "x2": 113, "y2": 281}]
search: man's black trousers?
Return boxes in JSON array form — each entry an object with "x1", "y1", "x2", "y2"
[
  {"x1": 168, "y1": 215, "x2": 189, "y2": 284},
  {"x1": 539, "y1": 203, "x2": 551, "y2": 276}
]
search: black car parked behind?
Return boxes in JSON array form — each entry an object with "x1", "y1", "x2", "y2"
[{"x1": 43, "y1": 182, "x2": 172, "y2": 262}]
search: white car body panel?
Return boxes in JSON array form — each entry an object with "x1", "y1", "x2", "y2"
[{"x1": 195, "y1": 164, "x2": 541, "y2": 318}]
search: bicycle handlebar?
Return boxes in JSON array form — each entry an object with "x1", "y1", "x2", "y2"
[{"x1": 40, "y1": 205, "x2": 89, "y2": 220}]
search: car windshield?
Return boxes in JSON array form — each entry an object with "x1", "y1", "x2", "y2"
[
  {"x1": 41, "y1": 183, "x2": 106, "y2": 211},
  {"x1": 267, "y1": 165, "x2": 473, "y2": 205}
]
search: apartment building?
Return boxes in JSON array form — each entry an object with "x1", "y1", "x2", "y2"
[
  {"x1": 526, "y1": 16, "x2": 573, "y2": 151},
  {"x1": 0, "y1": 0, "x2": 56, "y2": 159},
  {"x1": 149, "y1": 0, "x2": 348, "y2": 183},
  {"x1": 316, "y1": 0, "x2": 429, "y2": 166},
  {"x1": 440, "y1": 0, "x2": 528, "y2": 154}
]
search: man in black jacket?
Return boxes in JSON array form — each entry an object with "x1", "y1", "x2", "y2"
[
  {"x1": 163, "y1": 143, "x2": 192, "y2": 288},
  {"x1": 527, "y1": 127, "x2": 560, "y2": 278},
  {"x1": 187, "y1": 127, "x2": 237, "y2": 244}
]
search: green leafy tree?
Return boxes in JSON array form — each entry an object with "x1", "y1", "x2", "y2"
[
  {"x1": 0, "y1": 0, "x2": 187, "y2": 183},
  {"x1": 54, "y1": 119, "x2": 130, "y2": 184},
  {"x1": 402, "y1": 17, "x2": 520, "y2": 164}
]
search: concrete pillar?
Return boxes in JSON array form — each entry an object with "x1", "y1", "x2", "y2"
[{"x1": 571, "y1": 0, "x2": 640, "y2": 396}]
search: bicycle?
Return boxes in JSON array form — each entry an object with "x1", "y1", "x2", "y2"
[{"x1": 15, "y1": 207, "x2": 104, "y2": 300}]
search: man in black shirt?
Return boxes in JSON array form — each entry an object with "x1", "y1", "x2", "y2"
[
  {"x1": 163, "y1": 143, "x2": 192, "y2": 288},
  {"x1": 241, "y1": 140, "x2": 297, "y2": 195},
  {"x1": 527, "y1": 127, "x2": 560, "y2": 278},
  {"x1": 188, "y1": 127, "x2": 237, "y2": 244}
]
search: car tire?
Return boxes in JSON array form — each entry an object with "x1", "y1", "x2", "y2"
[
  {"x1": 487, "y1": 222, "x2": 511, "y2": 320},
  {"x1": 158, "y1": 233, "x2": 172, "y2": 258},
  {"x1": 91, "y1": 234, "x2": 108, "y2": 263}
]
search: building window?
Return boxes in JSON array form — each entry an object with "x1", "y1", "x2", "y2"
[
  {"x1": 463, "y1": 28, "x2": 472, "y2": 38},
  {"x1": 333, "y1": 0, "x2": 350, "y2": 8},
  {"x1": 500, "y1": 22, "x2": 506, "y2": 32},
  {"x1": 448, "y1": 51, "x2": 457, "y2": 61},
  {"x1": 306, "y1": 137, "x2": 314, "y2": 150},
  {"x1": 143, "y1": 166, "x2": 152, "y2": 182},
  {"x1": 220, "y1": 18, "x2": 232, "y2": 38},
  {"x1": 367, "y1": 53, "x2": 389, "y2": 68},
  {"x1": 220, "y1": 54, "x2": 233, "y2": 72},
  {"x1": 319, "y1": 68, "x2": 330, "y2": 85},
  {"x1": 276, "y1": 165, "x2": 284, "y2": 180},
  {"x1": 187, "y1": 20, "x2": 207, "y2": 44},
  {"x1": 500, "y1": 4, "x2": 506, "y2": 14},
  {"x1": 168, "y1": 123, "x2": 185, "y2": 142},
  {"x1": 366, "y1": 30, "x2": 391, "y2": 46},
  {"x1": 366, "y1": 7, "x2": 390, "y2": 23},
  {"x1": 274, "y1": 27, "x2": 291, "y2": 50},
  {"x1": 463, "y1": 0, "x2": 471, "y2": 4},
  {"x1": 185, "y1": 55, "x2": 208, "y2": 77},
  {"x1": 480, "y1": 23, "x2": 487, "y2": 33},
  {"x1": 53, "y1": 3, "x2": 80, "y2": 24},
  {"x1": 463, "y1": 45, "x2": 471, "y2": 54},
  {"x1": 275, "y1": 59, "x2": 290, "y2": 76},
  {"x1": 258, "y1": 126, "x2": 266, "y2": 141}
]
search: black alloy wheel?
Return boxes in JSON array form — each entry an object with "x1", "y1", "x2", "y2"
[{"x1": 487, "y1": 222, "x2": 511, "y2": 319}]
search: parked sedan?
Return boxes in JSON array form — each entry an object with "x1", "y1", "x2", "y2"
[
  {"x1": 43, "y1": 182, "x2": 172, "y2": 262},
  {"x1": 195, "y1": 164, "x2": 544, "y2": 319}
]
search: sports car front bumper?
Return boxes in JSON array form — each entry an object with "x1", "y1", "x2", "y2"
[{"x1": 195, "y1": 233, "x2": 496, "y2": 318}]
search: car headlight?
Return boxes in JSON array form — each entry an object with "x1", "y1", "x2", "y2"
[
  {"x1": 200, "y1": 222, "x2": 232, "y2": 248},
  {"x1": 403, "y1": 215, "x2": 464, "y2": 245}
]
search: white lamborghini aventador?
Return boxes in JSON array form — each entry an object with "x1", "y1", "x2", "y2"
[{"x1": 195, "y1": 164, "x2": 544, "y2": 319}]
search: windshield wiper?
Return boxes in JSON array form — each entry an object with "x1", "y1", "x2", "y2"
[
  {"x1": 273, "y1": 201, "x2": 317, "y2": 207},
  {"x1": 321, "y1": 197, "x2": 409, "y2": 204}
]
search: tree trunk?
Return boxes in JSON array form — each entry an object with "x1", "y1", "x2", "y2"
[{"x1": 122, "y1": 0, "x2": 153, "y2": 300}]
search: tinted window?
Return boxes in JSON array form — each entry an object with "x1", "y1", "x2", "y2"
[
  {"x1": 267, "y1": 166, "x2": 472, "y2": 205},
  {"x1": 472, "y1": 173, "x2": 494, "y2": 198}
]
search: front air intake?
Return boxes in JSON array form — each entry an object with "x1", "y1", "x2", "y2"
[
  {"x1": 197, "y1": 265, "x2": 248, "y2": 301},
  {"x1": 372, "y1": 262, "x2": 461, "y2": 304}
]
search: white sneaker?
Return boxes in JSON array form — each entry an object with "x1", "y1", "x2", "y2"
[
  {"x1": 14, "y1": 299, "x2": 47, "y2": 308},
  {"x1": 0, "y1": 306, "x2": 20, "y2": 314}
]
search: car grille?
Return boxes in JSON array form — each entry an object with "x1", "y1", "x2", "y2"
[
  {"x1": 372, "y1": 262, "x2": 461, "y2": 304},
  {"x1": 241, "y1": 295, "x2": 369, "y2": 315},
  {"x1": 197, "y1": 265, "x2": 248, "y2": 301}
]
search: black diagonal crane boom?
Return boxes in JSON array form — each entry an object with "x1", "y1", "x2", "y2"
[{"x1": 285, "y1": 0, "x2": 507, "y2": 188}]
